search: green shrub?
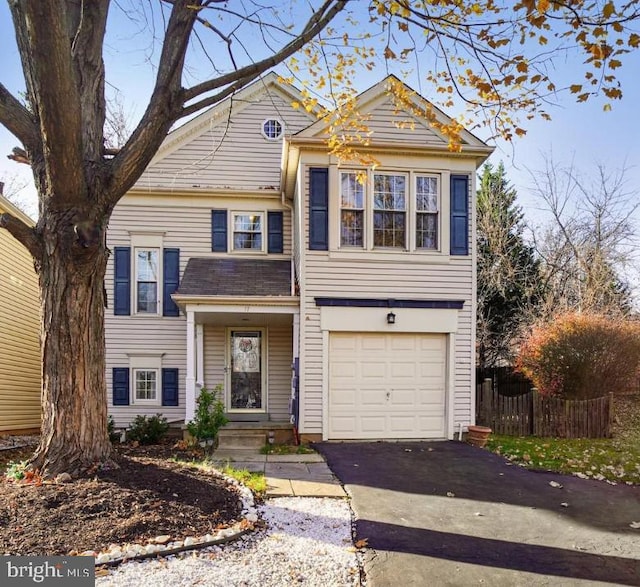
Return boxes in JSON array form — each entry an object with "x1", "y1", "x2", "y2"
[
  {"x1": 187, "y1": 385, "x2": 228, "y2": 444},
  {"x1": 5, "y1": 460, "x2": 27, "y2": 481},
  {"x1": 517, "y1": 312, "x2": 640, "y2": 399},
  {"x1": 107, "y1": 415, "x2": 121, "y2": 443},
  {"x1": 126, "y1": 414, "x2": 170, "y2": 445}
]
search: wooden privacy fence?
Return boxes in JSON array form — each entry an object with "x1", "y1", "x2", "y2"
[{"x1": 476, "y1": 379, "x2": 613, "y2": 438}]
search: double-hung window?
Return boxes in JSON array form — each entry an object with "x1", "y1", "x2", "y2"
[
  {"x1": 135, "y1": 248, "x2": 159, "y2": 314},
  {"x1": 373, "y1": 174, "x2": 406, "y2": 248},
  {"x1": 340, "y1": 172, "x2": 365, "y2": 247},
  {"x1": 134, "y1": 369, "x2": 158, "y2": 402},
  {"x1": 233, "y1": 213, "x2": 264, "y2": 251},
  {"x1": 416, "y1": 175, "x2": 439, "y2": 250}
]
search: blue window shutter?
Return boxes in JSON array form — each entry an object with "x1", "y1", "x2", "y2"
[
  {"x1": 112, "y1": 368, "x2": 130, "y2": 406},
  {"x1": 267, "y1": 211, "x2": 284, "y2": 254},
  {"x1": 211, "y1": 210, "x2": 227, "y2": 252},
  {"x1": 114, "y1": 247, "x2": 131, "y2": 315},
  {"x1": 309, "y1": 167, "x2": 329, "y2": 250},
  {"x1": 450, "y1": 175, "x2": 469, "y2": 256},
  {"x1": 162, "y1": 368, "x2": 179, "y2": 406},
  {"x1": 163, "y1": 248, "x2": 180, "y2": 317}
]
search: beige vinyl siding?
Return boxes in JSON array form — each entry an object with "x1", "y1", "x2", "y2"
[
  {"x1": 0, "y1": 200, "x2": 41, "y2": 433},
  {"x1": 105, "y1": 196, "x2": 294, "y2": 425},
  {"x1": 137, "y1": 94, "x2": 314, "y2": 192},
  {"x1": 298, "y1": 160, "x2": 476, "y2": 436},
  {"x1": 203, "y1": 324, "x2": 292, "y2": 421},
  {"x1": 108, "y1": 196, "x2": 292, "y2": 257},
  {"x1": 354, "y1": 97, "x2": 448, "y2": 146}
]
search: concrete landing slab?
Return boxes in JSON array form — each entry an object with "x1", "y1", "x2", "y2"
[{"x1": 290, "y1": 480, "x2": 347, "y2": 498}]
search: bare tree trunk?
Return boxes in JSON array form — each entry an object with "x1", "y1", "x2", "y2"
[{"x1": 30, "y1": 210, "x2": 113, "y2": 478}]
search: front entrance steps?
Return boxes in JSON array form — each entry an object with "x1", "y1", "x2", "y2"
[{"x1": 214, "y1": 421, "x2": 294, "y2": 457}]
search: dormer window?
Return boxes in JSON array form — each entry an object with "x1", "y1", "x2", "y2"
[{"x1": 262, "y1": 119, "x2": 283, "y2": 140}]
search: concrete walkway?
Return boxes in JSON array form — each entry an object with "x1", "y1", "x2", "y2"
[{"x1": 210, "y1": 452, "x2": 347, "y2": 498}]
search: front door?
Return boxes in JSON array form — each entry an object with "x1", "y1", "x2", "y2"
[{"x1": 227, "y1": 329, "x2": 266, "y2": 412}]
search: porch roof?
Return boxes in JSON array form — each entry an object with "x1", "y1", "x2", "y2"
[{"x1": 175, "y1": 258, "x2": 293, "y2": 297}]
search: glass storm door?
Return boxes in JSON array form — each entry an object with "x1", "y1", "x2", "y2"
[{"x1": 229, "y1": 330, "x2": 265, "y2": 411}]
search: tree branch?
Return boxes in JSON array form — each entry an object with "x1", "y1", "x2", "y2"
[
  {"x1": 181, "y1": 0, "x2": 347, "y2": 115},
  {"x1": 0, "y1": 83, "x2": 39, "y2": 150},
  {"x1": 107, "y1": 0, "x2": 202, "y2": 205},
  {"x1": 0, "y1": 212, "x2": 41, "y2": 260},
  {"x1": 18, "y1": 0, "x2": 85, "y2": 201}
]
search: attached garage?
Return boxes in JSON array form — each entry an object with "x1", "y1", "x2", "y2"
[{"x1": 328, "y1": 332, "x2": 447, "y2": 439}]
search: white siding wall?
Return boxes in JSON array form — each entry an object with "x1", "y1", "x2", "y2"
[
  {"x1": 298, "y1": 156, "x2": 477, "y2": 437},
  {"x1": 137, "y1": 93, "x2": 314, "y2": 192},
  {"x1": 0, "y1": 202, "x2": 41, "y2": 433}
]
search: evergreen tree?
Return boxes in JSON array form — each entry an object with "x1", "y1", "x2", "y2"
[{"x1": 477, "y1": 162, "x2": 541, "y2": 368}]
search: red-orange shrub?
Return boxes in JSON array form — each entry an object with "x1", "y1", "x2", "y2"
[{"x1": 516, "y1": 313, "x2": 640, "y2": 399}]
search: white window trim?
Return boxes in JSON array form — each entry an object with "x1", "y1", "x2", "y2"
[
  {"x1": 339, "y1": 171, "x2": 366, "y2": 249},
  {"x1": 130, "y1": 233, "x2": 164, "y2": 316},
  {"x1": 371, "y1": 171, "x2": 409, "y2": 251},
  {"x1": 415, "y1": 173, "x2": 440, "y2": 251},
  {"x1": 334, "y1": 168, "x2": 447, "y2": 254},
  {"x1": 129, "y1": 355, "x2": 162, "y2": 406},
  {"x1": 230, "y1": 211, "x2": 266, "y2": 254},
  {"x1": 261, "y1": 118, "x2": 284, "y2": 141}
]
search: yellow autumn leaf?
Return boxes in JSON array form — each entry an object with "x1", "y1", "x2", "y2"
[
  {"x1": 569, "y1": 84, "x2": 582, "y2": 93},
  {"x1": 602, "y1": 1, "x2": 616, "y2": 20},
  {"x1": 537, "y1": 0, "x2": 550, "y2": 13}
]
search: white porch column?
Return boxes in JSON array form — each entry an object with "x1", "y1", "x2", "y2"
[
  {"x1": 196, "y1": 323, "x2": 205, "y2": 389},
  {"x1": 185, "y1": 310, "x2": 196, "y2": 422}
]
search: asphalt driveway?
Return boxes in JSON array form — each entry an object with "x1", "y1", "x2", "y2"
[{"x1": 316, "y1": 441, "x2": 640, "y2": 587}]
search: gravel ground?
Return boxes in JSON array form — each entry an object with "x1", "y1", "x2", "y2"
[{"x1": 96, "y1": 497, "x2": 361, "y2": 587}]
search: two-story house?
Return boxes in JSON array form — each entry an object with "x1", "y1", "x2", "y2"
[{"x1": 105, "y1": 73, "x2": 493, "y2": 443}]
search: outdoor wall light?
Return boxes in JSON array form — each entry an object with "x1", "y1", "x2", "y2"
[{"x1": 386, "y1": 311, "x2": 396, "y2": 324}]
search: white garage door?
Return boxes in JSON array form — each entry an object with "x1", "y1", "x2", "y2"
[{"x1": 328, "y1": 332, "x2": 447, "y2": 439}]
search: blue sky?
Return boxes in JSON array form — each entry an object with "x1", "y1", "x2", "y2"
[{"x1": 1, "y1": 2, "x2": 639, "y2": 231}]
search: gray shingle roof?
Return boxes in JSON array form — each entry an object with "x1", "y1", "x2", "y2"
[{"x1": 176, "y1": 258, "x2": 292, "y2": 297}]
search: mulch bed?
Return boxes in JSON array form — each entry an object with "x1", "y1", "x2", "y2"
[{"x1": 0, "y1": 442, "x2": 242, "y2": 556}]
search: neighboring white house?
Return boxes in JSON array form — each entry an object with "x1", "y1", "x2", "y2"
[
  {"x1": 104, "y1": 73, "x2": 493, "y2": 442},
  {"x1": 0, "y1": 194, "x2": 41, "y2": 434}
]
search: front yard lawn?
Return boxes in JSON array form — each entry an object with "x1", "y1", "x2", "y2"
[
  {"x1": 485, "y1": 393, "x2": 640, "y2": 485},
  {"x1": 486, "y1": 435, "x2": 640, "y2": 485}
]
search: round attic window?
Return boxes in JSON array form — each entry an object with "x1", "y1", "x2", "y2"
[{"x1": 262, "y1": 118, "x2": 283, "y2": 140}]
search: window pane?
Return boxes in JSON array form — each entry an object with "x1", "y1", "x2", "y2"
[
  {"x1": 417, "y1": 213, "x2": 438, "y2": 249},
  {"x1": 234, "y1": 233, "x2": 262, "y2": 249},
  {"x1": 373, "y1": 211, "x2": 406, "y2": 248},
  {"x1": 135, "y1": 370, "x2": 157, "y2": 401},
  {"x1": 136, "y1": 249, "x2": 158, "y2": 314},
  {"x1": 233, "y1": 214, "x2": 262, "y2": 250},
  {"x1": 341, "y1": 210, "x2": 364, "y2": 246},
  {"x1": 137, "y1": 250, "x2": 158, "y2": 282},
  {"x1": 137, "y1": 282, "x2": 157, "y2": 313},
  {"x1": 233, "y1": 214, "x2": 262, "y2": 232},
  {"x1": 374, "y1": 175, "x2": 405, "y2": 210},
  {"x1": 417, "y1": 176, "x2": 439, "y2": 212},
  {"x1": 340, "y1": 173, "x2": 364, "y2": 209}
]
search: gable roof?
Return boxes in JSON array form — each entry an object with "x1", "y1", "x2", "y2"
[
  {"x1": 292, "y1": 74, "x2": 492, "y2": 156},
  {"x1": 148, "y1": 72, "x2": 317, "y2": 166}
]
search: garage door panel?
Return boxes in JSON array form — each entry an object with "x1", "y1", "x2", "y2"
[
  {"x1": 331, "y1": 387, "x2": 357, "y2": 404},
  {"x1": 360, "y1": 417, "x2": 386, "y2": 433},
  {"x1": 329, "y1": 332, "x2": 447, "y2": 440},
  {"x1": 361, "y1": 336, "x2": 386, "y2": 351}
]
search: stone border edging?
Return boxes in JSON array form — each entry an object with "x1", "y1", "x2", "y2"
[{"x1": 92, "y1": 468, "x2": 258, "y2": 567}]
